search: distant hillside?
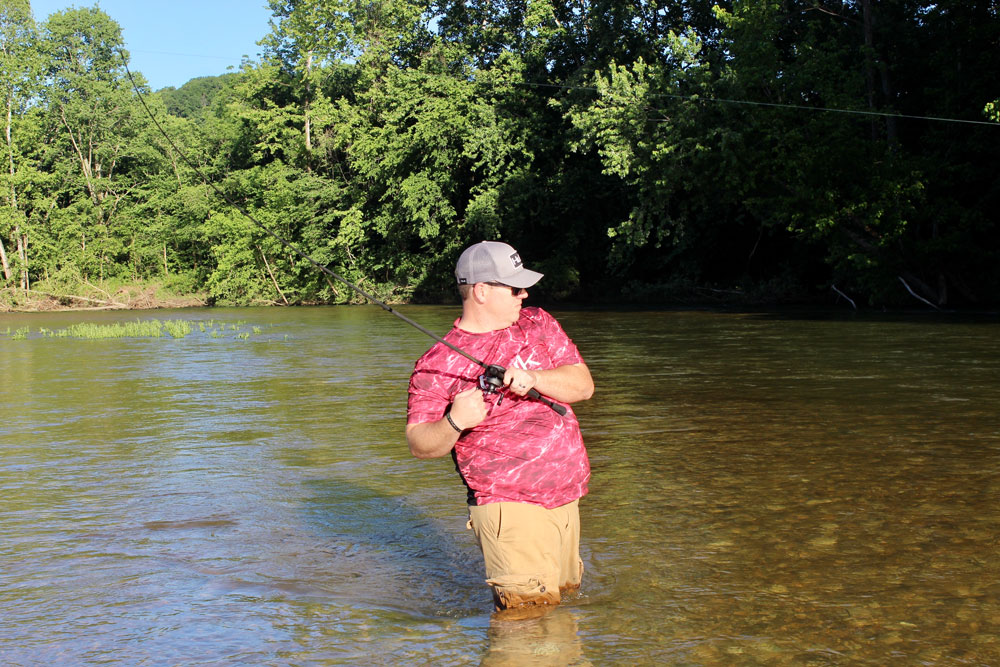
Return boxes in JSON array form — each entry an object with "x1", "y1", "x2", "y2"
[{"x1": 157, "y1": 74, "x2": 238, "y2": 118}]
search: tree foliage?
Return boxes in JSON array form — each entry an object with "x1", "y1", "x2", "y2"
[
  {"x1": 2, "y1": 0, "x2": 998, "y2": 308},
  {"x1": 158, "y1": 74, "x2": 238, "y2": 118},
  {"x1": 1, "y1": 0, "x2": 41, "y2": 288}
]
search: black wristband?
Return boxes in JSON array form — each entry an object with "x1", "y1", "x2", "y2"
[{"x1": 445, "y1": 412, "x2": 463, "y2": 433}]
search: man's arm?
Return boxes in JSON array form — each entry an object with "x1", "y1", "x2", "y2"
[
  {"x1": 406, "y1": 420, "x2": 461, "y2": 460},
  {"x1": 503, "y1": 362, "x2": 594, "y2": 404},
  {"x1": 406, "y1": 386, "x2": 489, "y2": 459},
  {"x1": 408, "y1": 361, "x2": 594, "y2": 459}
]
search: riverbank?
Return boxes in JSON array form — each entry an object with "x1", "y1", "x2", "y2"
[
  {"x1": 4, "y1": 277, "x2": 988, "y2": 314},
  {"x1": 2, "y1": 274, "x2": 820, "y2": 313},
  {"x1": 1, "y1": 282, "x2": 206, "y2": 313}
]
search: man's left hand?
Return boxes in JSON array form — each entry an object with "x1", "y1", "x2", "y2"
[{"x1": 503, "y1": 367, "x2": 537, "y2": 397}]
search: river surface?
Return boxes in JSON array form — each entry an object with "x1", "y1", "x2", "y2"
[{"x1": 1, "y1": 306, "x2": 998, "y2": 665}]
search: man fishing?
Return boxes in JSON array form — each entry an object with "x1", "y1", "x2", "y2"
[{"x1": 406, "y1": 241, "x2": 595, "y2": 612}]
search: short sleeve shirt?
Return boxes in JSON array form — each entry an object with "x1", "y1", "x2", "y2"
[{"x1": 407, "y1": 307, "x2": 590, "y2": 509}]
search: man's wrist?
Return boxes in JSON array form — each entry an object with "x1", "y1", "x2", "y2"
[{"x1": 445, "y1": 412, "x2": 464, "y2": 433}]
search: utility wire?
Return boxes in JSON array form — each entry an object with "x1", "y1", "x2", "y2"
[
  {"x1": 129, "y1": 29, "x2": 998, "y2": 129},
  {"x1": 511, "y1": 80, "x2": 1000, "y2": 128}
]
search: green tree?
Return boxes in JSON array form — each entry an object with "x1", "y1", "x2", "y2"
[
  {"x1": 884, "y1": 1, "x2": 1000, "y2": 306},
  {"x1": 7, "y1": 0, "x2": 994, "y2": 309},
  {"x1": 157, "y1": 74, "x2": 237, "y2": 118},
  {"x1": 261, "y1": 0, "x2": 431, "y2": 170},
  {"x1": 566, "y1": 40, "x2": 725, "y2": 272},
  {"x1": 707, "y1": 2, "x2": 922, "y2": 304},
  {"x1": 125, "y1": 97, "x2": 214, "y2": 289},
  {"x1": 0, "y1": 0, "x2": 41, "y2": 289},
  {"x1": 250, "y1": 0, "x2": 519, "y2": 299},
  {"x1": 40, "y1": 6, "x2": 149, "y2": 283}
]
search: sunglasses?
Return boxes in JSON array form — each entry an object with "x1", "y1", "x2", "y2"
[{"x1": 485, "y1": 282, "x2": 527, "y2": 296}]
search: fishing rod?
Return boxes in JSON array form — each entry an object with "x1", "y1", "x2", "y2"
[{"x1": 118, "y1": 52, "x2": 566, "y2": 417}]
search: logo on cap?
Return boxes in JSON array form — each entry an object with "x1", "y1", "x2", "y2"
[{"x1": 510, "y1": 252, "x2": 522, "y2": 269}]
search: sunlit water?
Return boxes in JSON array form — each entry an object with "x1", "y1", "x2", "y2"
[{"x1": 1, "y1": 306, "x2": 998, "y2": 665}]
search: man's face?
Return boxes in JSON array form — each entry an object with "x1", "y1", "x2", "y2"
[{"x1": 483, "y1": 282, "x2": 529, "y2": 328}]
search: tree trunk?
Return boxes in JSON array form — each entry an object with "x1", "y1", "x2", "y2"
[
  {"x1": 59, "y1": 104, "x2": 102, "y2": 210},
  {"x1": 861, "y1": 0, "x2": 897, "y2": 144},
  {"x1": 0, "y1": 236, "x2": 10, "y2": 283},
  {"x1": 861, "y1": 0, "x2": 878, "y2": 141},
  {"x1": 3, "y1": 93, "x2": 15, "y2": 282},
  {"x1": 16, "y1": 232, "x2": 27, "y2": 290},
  {"x1": 257, "y1": 244, "x2": 288, "y2": 305}
]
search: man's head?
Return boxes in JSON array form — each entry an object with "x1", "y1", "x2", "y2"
[
  {"x1": 455, "y1": 241, "x2": 543, "y2": 290},
  {"x1": 455, "y1": 241, "x2": 543, "y2": 331}
]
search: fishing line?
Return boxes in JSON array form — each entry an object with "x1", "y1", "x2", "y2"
[
  {"x1": 118, "y1": 50, "x2": 567, "y2": 416},
  {"x1": 119, "y1": 54, "x2": 471, "y2": 359}
]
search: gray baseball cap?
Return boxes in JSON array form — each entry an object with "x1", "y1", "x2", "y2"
[{"x1": 455, "y1": 241, "x2": 544, "y2": 288}]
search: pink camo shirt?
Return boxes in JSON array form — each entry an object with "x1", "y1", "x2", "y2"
[{"x1": 407, "y1": 307, "x2": 590, "y2": 509}]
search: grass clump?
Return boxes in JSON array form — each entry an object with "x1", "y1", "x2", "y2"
[
  {"x1": 6, "y1": 318, "x2": 267, "y2": 341},
  {"x1": 163, "y1": 320, "x2": 192, "y2": 338},
  {"x1": 59, "y1": 320, "x2": 166, "y2": 339}
]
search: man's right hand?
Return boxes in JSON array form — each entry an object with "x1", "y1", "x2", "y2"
[
  {"x1": 406, "y1": 386, "x2": 489, "y2": 459},
  {"x1": 448, "y1": 386, "x2": 489, "y2": 431}
]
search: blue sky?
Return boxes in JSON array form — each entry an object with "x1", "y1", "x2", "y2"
[{"x1": 29, "y1": 1, "x2": 275, "y2": 90}]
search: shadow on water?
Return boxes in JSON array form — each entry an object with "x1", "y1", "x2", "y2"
[
  {"x1": 299, "y1": 476, "x2": 595, "y2": 666},
  {"x1": 299, "y1": 475, "x2": 485, "y2": 617}
]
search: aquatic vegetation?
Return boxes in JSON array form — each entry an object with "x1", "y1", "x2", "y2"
[
  {"x1": 3, "y1": 318, "x2": 271, "y2": 341},
  {"x1": 162, "y1": 320, "x2": 192, "y2": 338},
  {"x1": 59, "y1": 320, "x2": 166, "y2": 339}
]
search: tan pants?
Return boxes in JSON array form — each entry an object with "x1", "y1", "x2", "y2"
[{"x1": 468, "y1": 499, "x2": 584, "y2": 611}]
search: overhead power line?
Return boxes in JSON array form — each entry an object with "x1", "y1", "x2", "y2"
[
  {"x1": 514, "y1": 80, "x2": 1000, "y2": 128},
  {"x1": 137, "y1": 47, "x2": 998, "y2": 129}
]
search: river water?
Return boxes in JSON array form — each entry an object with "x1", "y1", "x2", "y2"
[{"x1": 1, "y1": 306, "x2": 997, "y2": 665}]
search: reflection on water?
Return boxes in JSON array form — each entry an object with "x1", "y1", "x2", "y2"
[
  {"x1": 483, "y1": 607, "x2": 586, "y2": 666},
  {"x1": 1, "y1": 306, "x2": 998, "y2": 664}
]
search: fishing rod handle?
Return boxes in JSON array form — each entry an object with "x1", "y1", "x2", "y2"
[{"x1": 526, "y1": 388, "x2": 568, "y2": 416}]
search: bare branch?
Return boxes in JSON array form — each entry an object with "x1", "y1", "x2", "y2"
[
  {"x1": 831, "y1": 284, "x2": 857, "y2": 309},
  {"x1": 898, "y1": 276, "x2": 941, "y2": 310}
]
